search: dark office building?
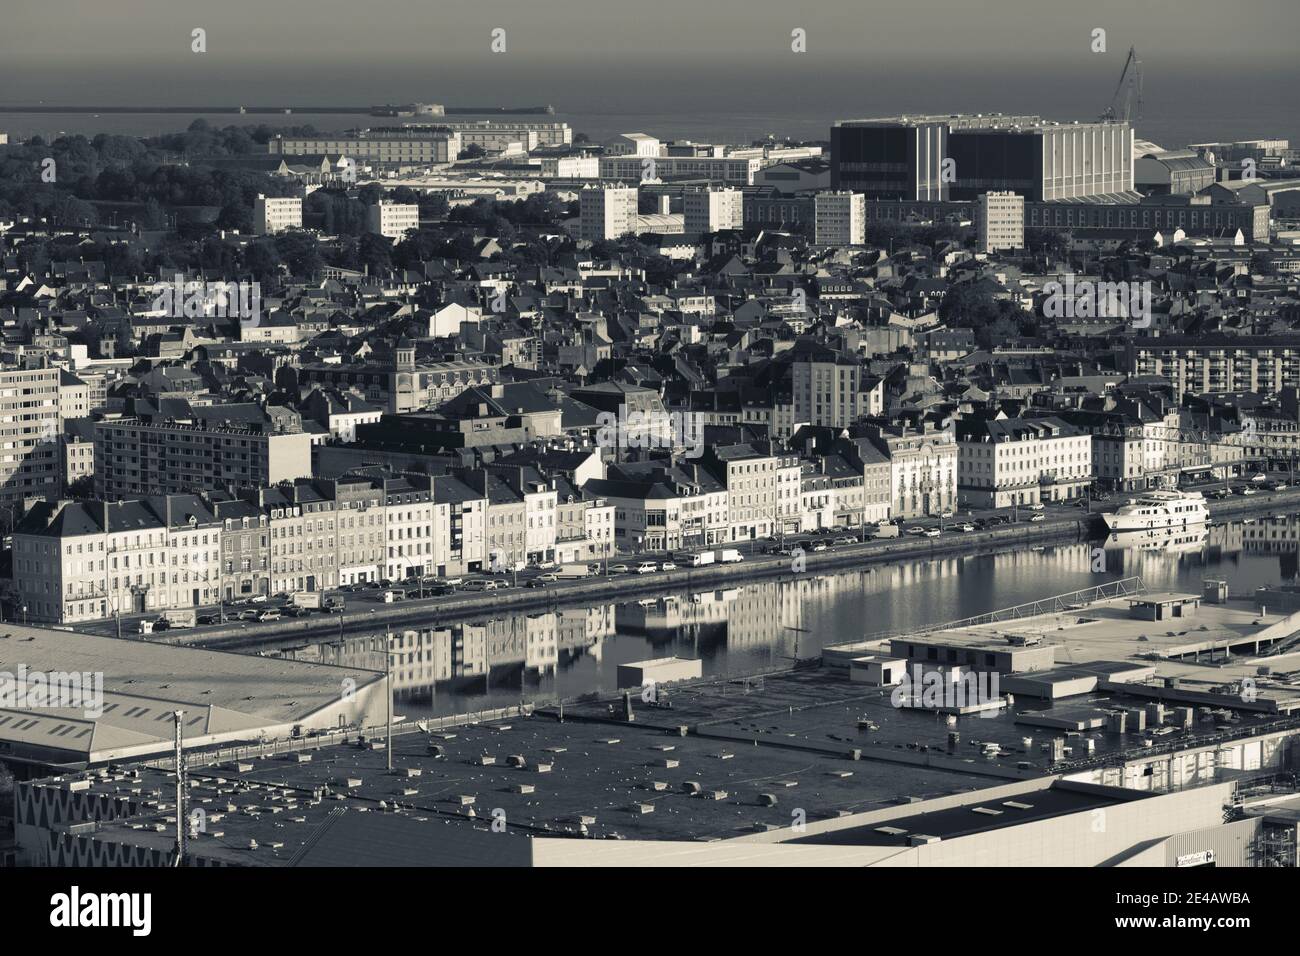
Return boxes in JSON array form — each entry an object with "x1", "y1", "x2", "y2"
[{"x1": 831, "y1": 115, "x2": 1133, "y2": 203}]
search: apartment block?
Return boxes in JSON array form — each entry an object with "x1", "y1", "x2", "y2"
[
  {"x1": 813, "y1": 191, "x2": 866, "y2": 246},
  {"x1": 579, "y1": 185, "x2": 639, "y2": 242},
  {"x1": 254, "y1": 194, "x2": 303, "y2": 236},
  {"x1": 683, "y1": 187, "x2": 744, "y2": 234},
  {"x1": 93, "y1": 409, "x2": 313, "y2": 499},
  {"x1": 0, "y1": 366, "x2": 62, "y2": 507},
  {"x1": 1126, "y1": 336, "x2": 1300, "y2": 396},
  {"x1": 366, "y1": 201, "x2": 420, "y2": 239},
  {"x1": 975, "y1": 191, "x2": 1025, "y2": 253}
]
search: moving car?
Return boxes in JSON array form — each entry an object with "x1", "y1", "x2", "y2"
[
  {"x1": 635, "y1": 562, "x2": 658, "y2": 574},
  {"x1": 1030, "y1": 513, "x2": 1046, "y2": 522},
  {"x1": 659, "y1": 561, "x2": 677, "y2": 572},
  {"x1": 609, "y1": 564, "x2": 631, "y2": 575}
]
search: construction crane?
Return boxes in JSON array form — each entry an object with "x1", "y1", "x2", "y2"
[{"x1": 1100, "y1": 45, "x2": 1143, "y2": 124}]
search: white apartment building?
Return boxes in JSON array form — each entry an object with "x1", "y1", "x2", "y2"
[
  {"x1": 0, "y1": 366, "x2": 62, "y2": 507},
  {"x1": 683, "y1": 187, "x2": 744, "y2": 234},
  {"x1": 366, "y1": 201, "x2": 420, "y2": 239},
  {"x1": 254, "y1": 194, "x2": 303, "y2": 236},
  {"x1": 975, "y1": 191, "x2": 1025, "y2": 253},
  {"x1": 814, "y1": 190, "x2": 866, "y2": 246},
  {"x1": 957, "y1": 416, "x2": 1093, "y2": 509},
  {"x1": 579, "y1": 185, "x2": 639, "y2": 242}
]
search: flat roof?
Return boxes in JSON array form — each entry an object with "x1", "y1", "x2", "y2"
[
  {"x1": 0, "y1": 623, "x2": 383, "y2": 762},
  {"x1": 787, "y1": 781, "x2": 1144, "y2": 847}
]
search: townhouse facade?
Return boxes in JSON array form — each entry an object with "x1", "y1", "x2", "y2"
[
  {"x1": 868, "y1": 422, "x2": 959, "y2": 519},
  {"x1": 956, "y1": 416, "x2": 1093, "y2": 509}
]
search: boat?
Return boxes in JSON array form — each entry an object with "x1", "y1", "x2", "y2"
[{"x1": 1102, "y1": 489, "x2": 1208, "y2": 533}]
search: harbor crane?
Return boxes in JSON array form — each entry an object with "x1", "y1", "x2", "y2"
[{"x1": 1100, "y1": 45, "x2": 1143, "y2": 125}]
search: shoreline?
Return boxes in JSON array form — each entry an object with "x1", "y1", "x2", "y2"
[{"x1": 148, "y1": 487, "x2": 1300, "y2": 652}]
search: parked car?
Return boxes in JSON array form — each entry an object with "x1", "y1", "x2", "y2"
[
  {"x1": 249, "y1": 594, "x2": 268, "y2": 603},
  {"x1": 940, "y1": 510, "x2": 954, "y2": 519},
  {"x1": 1028, "y1": 503, "x2": 1046, "y2": 511}
]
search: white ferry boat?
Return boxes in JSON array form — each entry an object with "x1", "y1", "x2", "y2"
[{"x1": 1102, "y1": 490, "x2": 1208, "y2": 533}]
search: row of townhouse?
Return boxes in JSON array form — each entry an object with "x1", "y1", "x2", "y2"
[{"x1": 10, "y1": 469, "x2": 615, "y2": 624}]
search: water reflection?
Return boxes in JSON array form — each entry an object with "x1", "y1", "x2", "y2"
[{"x1": 269, "y1": 517, "x2": 1300, "y2": 717}]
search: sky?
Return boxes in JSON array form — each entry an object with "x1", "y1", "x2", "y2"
[
  {"x1": 3, "y1": 0, "x2": 1297, "y2": 78},
  {"x1": 0, "y1": 0, "x2": 1295, "y2": 146}
]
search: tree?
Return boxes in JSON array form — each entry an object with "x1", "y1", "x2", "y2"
[{"x1": 274, "y1": 231, "x2": 323, "y2": 277}]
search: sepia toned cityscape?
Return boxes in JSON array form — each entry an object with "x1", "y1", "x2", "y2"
[{"x1": 0, "y1": 0, "x2": 1296, "y2": 921}]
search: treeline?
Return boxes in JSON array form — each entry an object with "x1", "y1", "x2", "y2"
[{"x1": 0, "y1": 120, "x2": 304, "y2": 229}]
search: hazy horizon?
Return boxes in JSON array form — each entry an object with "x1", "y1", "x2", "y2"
[{"x1": 1, "y1": 0, "x2": 1296, "y2": 146}]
